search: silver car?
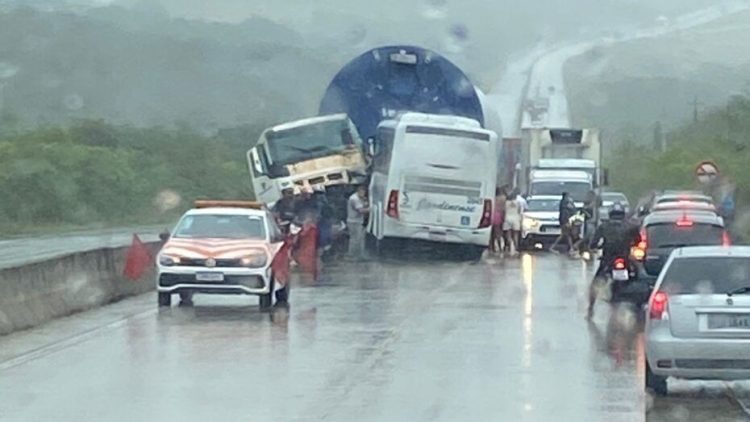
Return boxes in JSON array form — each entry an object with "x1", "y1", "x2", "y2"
[{"x1": 645, "y1": 246, "x2": 750, "y2": 395}]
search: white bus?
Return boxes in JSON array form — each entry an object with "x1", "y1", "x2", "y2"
[{"x1": 367, "y1": 113, "x2": 499, "y2": 259}]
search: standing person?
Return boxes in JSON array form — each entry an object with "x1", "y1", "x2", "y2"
[
  {"x1": 347, "y1": 185, "x2": 370, "y2": 260},
  {"x1": 489, "y1": 187, "x2": 507, "y2": 254},
  {"x1": 503, "y1": 190, "x2": 522, "y2": 257},
  {"x1": 572, "y1": 190, "x2": 598, "y2": 254},
  {"x1": 549, "y1": 192, "x2": 576, "y2": 254},
  {"x1": 313, "y1": 186, "x2": 334, "y2": 257},
  {"x1": 294, "y1": 186, "x2": 320, "y2": 224},
  {"x1": 272, "y1": 188, "x2": 297, "y2": 230},
  {"x1": 513, "y1": 188, "x2": 528, "y2": 250}
]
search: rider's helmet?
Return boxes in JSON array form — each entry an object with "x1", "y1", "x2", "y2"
[{"x1": 609, "y1": 202, "x2": 626, "y2": 221}]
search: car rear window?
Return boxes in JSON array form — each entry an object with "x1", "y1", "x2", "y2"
[
  {"x1": 657, "y1": 197, "x2": 712, "y2": 205},
  {"x1": 661, "y1": 257, "x2": 750, "y2": 295},
  {"x1": 646, "y1": 223, "x2": 723, "y2": 249}
]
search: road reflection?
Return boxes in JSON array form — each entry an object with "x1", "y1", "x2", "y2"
[{"x1": 522, "y1": 253, "x2": 534, "y2": 368}]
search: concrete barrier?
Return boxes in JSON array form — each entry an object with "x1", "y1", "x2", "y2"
[{"x1": 0, "y1": 242, "x2": 160, "y2": 336}]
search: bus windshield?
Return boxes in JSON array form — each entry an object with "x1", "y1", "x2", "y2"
[{"x1": 266, "y1": 119, "x2": 359, "y2": 166}]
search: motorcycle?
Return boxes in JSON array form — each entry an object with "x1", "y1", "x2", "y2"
[{"x1": 606, "y1": 255, "x2": 651, "y2": 308}]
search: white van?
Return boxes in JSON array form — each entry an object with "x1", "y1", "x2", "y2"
[{"x1": 367, "y1": 113, "x2": 499, "y2": 258}]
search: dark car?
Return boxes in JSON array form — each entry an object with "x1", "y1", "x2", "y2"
[
  {"x1": 637, "y1": 191, "x2": 714, "y2": 218},
  {"x1": 632, "y1": 210, "x2": 729, "y2": 277}
]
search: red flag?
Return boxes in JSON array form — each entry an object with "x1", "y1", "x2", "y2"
[
  {"x1": 271, "y1": 236, "x2": 294, "y2": 286},
  {"x1": 293, "y1": 223, "x2": 318, "y2": 280},
  {"x1": 123, "y1": 234, "x2": 153, "y2": 281}
]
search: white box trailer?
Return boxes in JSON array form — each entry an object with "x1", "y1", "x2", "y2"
[{"x1": 513, "y1": 128, "x2": 606, "y2": 195}]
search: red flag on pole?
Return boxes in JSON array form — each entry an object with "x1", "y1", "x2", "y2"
[
  {"x1": 271, "y1": 236, "x2": 294, "y2": 286},
  {"x1": 293, "y1": 223, "x2": 319, "y2": 281},
  {"x1": 123, "y1": 234, "x2": 153, "y2": 281}
]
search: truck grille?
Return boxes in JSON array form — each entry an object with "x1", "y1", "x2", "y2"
[{"x1": 294, "y1": 172, "x2": 348, "y2": 187}]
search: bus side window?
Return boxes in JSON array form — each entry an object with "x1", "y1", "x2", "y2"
[{"x1": 373, "y1": 128, "x2": 394, "y2": 173}]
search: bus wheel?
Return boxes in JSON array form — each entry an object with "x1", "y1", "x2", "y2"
[{"x1": 466, "y1": 246, "x2": 485, "y2": 261}]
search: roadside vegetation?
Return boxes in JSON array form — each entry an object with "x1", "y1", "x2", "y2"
[{"x1": 0, "y1": 120, "x2": 266, "y2": 235}]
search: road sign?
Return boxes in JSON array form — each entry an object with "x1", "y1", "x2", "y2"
[{"x1": 695, "y1": 161, "x2": 719, "y2": 184}]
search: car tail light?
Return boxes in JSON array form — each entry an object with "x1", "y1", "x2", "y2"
[
  {"x1": 386, "y1": 190, "x2": 399, "y2": 219},
  {"x1": 631, "y1": 227, "x2": 647, "y2": 261},
  {"x1": 723, "y1": 230, "x2": 731, "y2": 246},
  {"x1": 478, "y1": 199, "x2": 492, "y2": 229},
  {"x1": 675, "y1": 218, "x2": 694, "y2": 227},
  {"x1": 649, "y1": 291, "x2": 669, "y2": 320},
  {"x1": 613, "y1": 257, "x2": 626, "y2": 270}
]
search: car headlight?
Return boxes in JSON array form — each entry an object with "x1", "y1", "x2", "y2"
[
  {"x1": 159, "y1": 255, "x2": 180, "y2": 266},
  {"x1": 523, "y1": 218, "x2": 540, "y2": 230},
  {"x1": 239, "y1": 254, "x2": 268, "y2": 268}
]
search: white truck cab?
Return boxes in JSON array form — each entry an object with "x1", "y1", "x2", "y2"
[{"x1": 247, "y1": 114, "x2": 367, "y2": 205}]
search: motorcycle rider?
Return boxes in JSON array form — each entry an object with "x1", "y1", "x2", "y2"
[{"x1": 586, "y1": 202, "x2": 640, "y2": 319}]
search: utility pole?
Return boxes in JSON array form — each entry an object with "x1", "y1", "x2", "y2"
[{"x1": 689, "y1": 96, "x2": 704, "y2": 123}]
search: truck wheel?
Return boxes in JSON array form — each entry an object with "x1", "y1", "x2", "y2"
[
  {"x1": 158, "y1": 292, "x2": 172, "y2": 307},
  {"x1": 645, "y1": 359, "x2": 668, "y2": 396}
]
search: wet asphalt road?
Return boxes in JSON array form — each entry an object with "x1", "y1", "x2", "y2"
[{"x1": 0, "y1": 252, "x2": 748, "y2": 421}]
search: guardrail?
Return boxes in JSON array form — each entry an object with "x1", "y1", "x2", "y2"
[{"x1": 0, "y1": 241, "x2": 160, "y2": 336}]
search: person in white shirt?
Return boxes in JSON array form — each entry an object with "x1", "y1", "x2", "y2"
[
  {"x1": 503, "y1": 191, "x2": 523, "y2": 257},
  {"x1": 347, "y1": 185, "x2": 370, "y2": 260}
]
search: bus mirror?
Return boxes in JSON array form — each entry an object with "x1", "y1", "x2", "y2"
[{"x1": 602, "y1": 168, "x2": 610, "y2": 186}]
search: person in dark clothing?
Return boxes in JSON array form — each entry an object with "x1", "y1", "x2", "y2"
[
  {"x1": 272, "y1": 188, "x2": 297, "y2": 229},
  {"x1": 313, "y1": 186, "x2": 335, "y2": 253},
  {"x1": 293, "y1": 186, "x2": 320, "y2": 224},
  {"x1": 549, "y1": 192, "x2": 577, "y2": 254},
  {"x1": 586, "y1": 203, "x2": 640, "y2": 319}
]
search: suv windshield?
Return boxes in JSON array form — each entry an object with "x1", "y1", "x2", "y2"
[
  {"x1": 267, "y1": 119, "x2": 356, "y2": 166},
  {"x1": 530, "y1": 182, "x2": 590, "y2": 202},
  {"x1": 527, "y1": 198, "x2": 559, "y2": 212},
  {"x1": 174, "y1": 215, "x2": 266, "y2": 239},
  {"x1": 661, "y1": 257, "x2": 750, "y2": 295},
  {"x1": 646, "y1": 223, "x2": 723, "y2": 248}
]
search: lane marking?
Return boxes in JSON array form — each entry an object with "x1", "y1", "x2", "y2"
[{"x1": 0, "y1": 309, "x2": 156, "y2": 372}]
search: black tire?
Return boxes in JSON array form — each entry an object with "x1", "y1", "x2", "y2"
[
  {"x1": 158, "y1": 292, "x2": 172, "y2": 307},
  {"x1": 466, "y1": 245, "x2": 485, "y2": 261},
  {"x1": 645, "y1": 358, "x2": 668, "y2": 396},
  {"x1": 260, "y1": 276, "x2": 275, "y2": 310}
]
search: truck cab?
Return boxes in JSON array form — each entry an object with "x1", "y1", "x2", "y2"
[{"x1": 247, "y1": 114, "x2": 367, "y2": 205}]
